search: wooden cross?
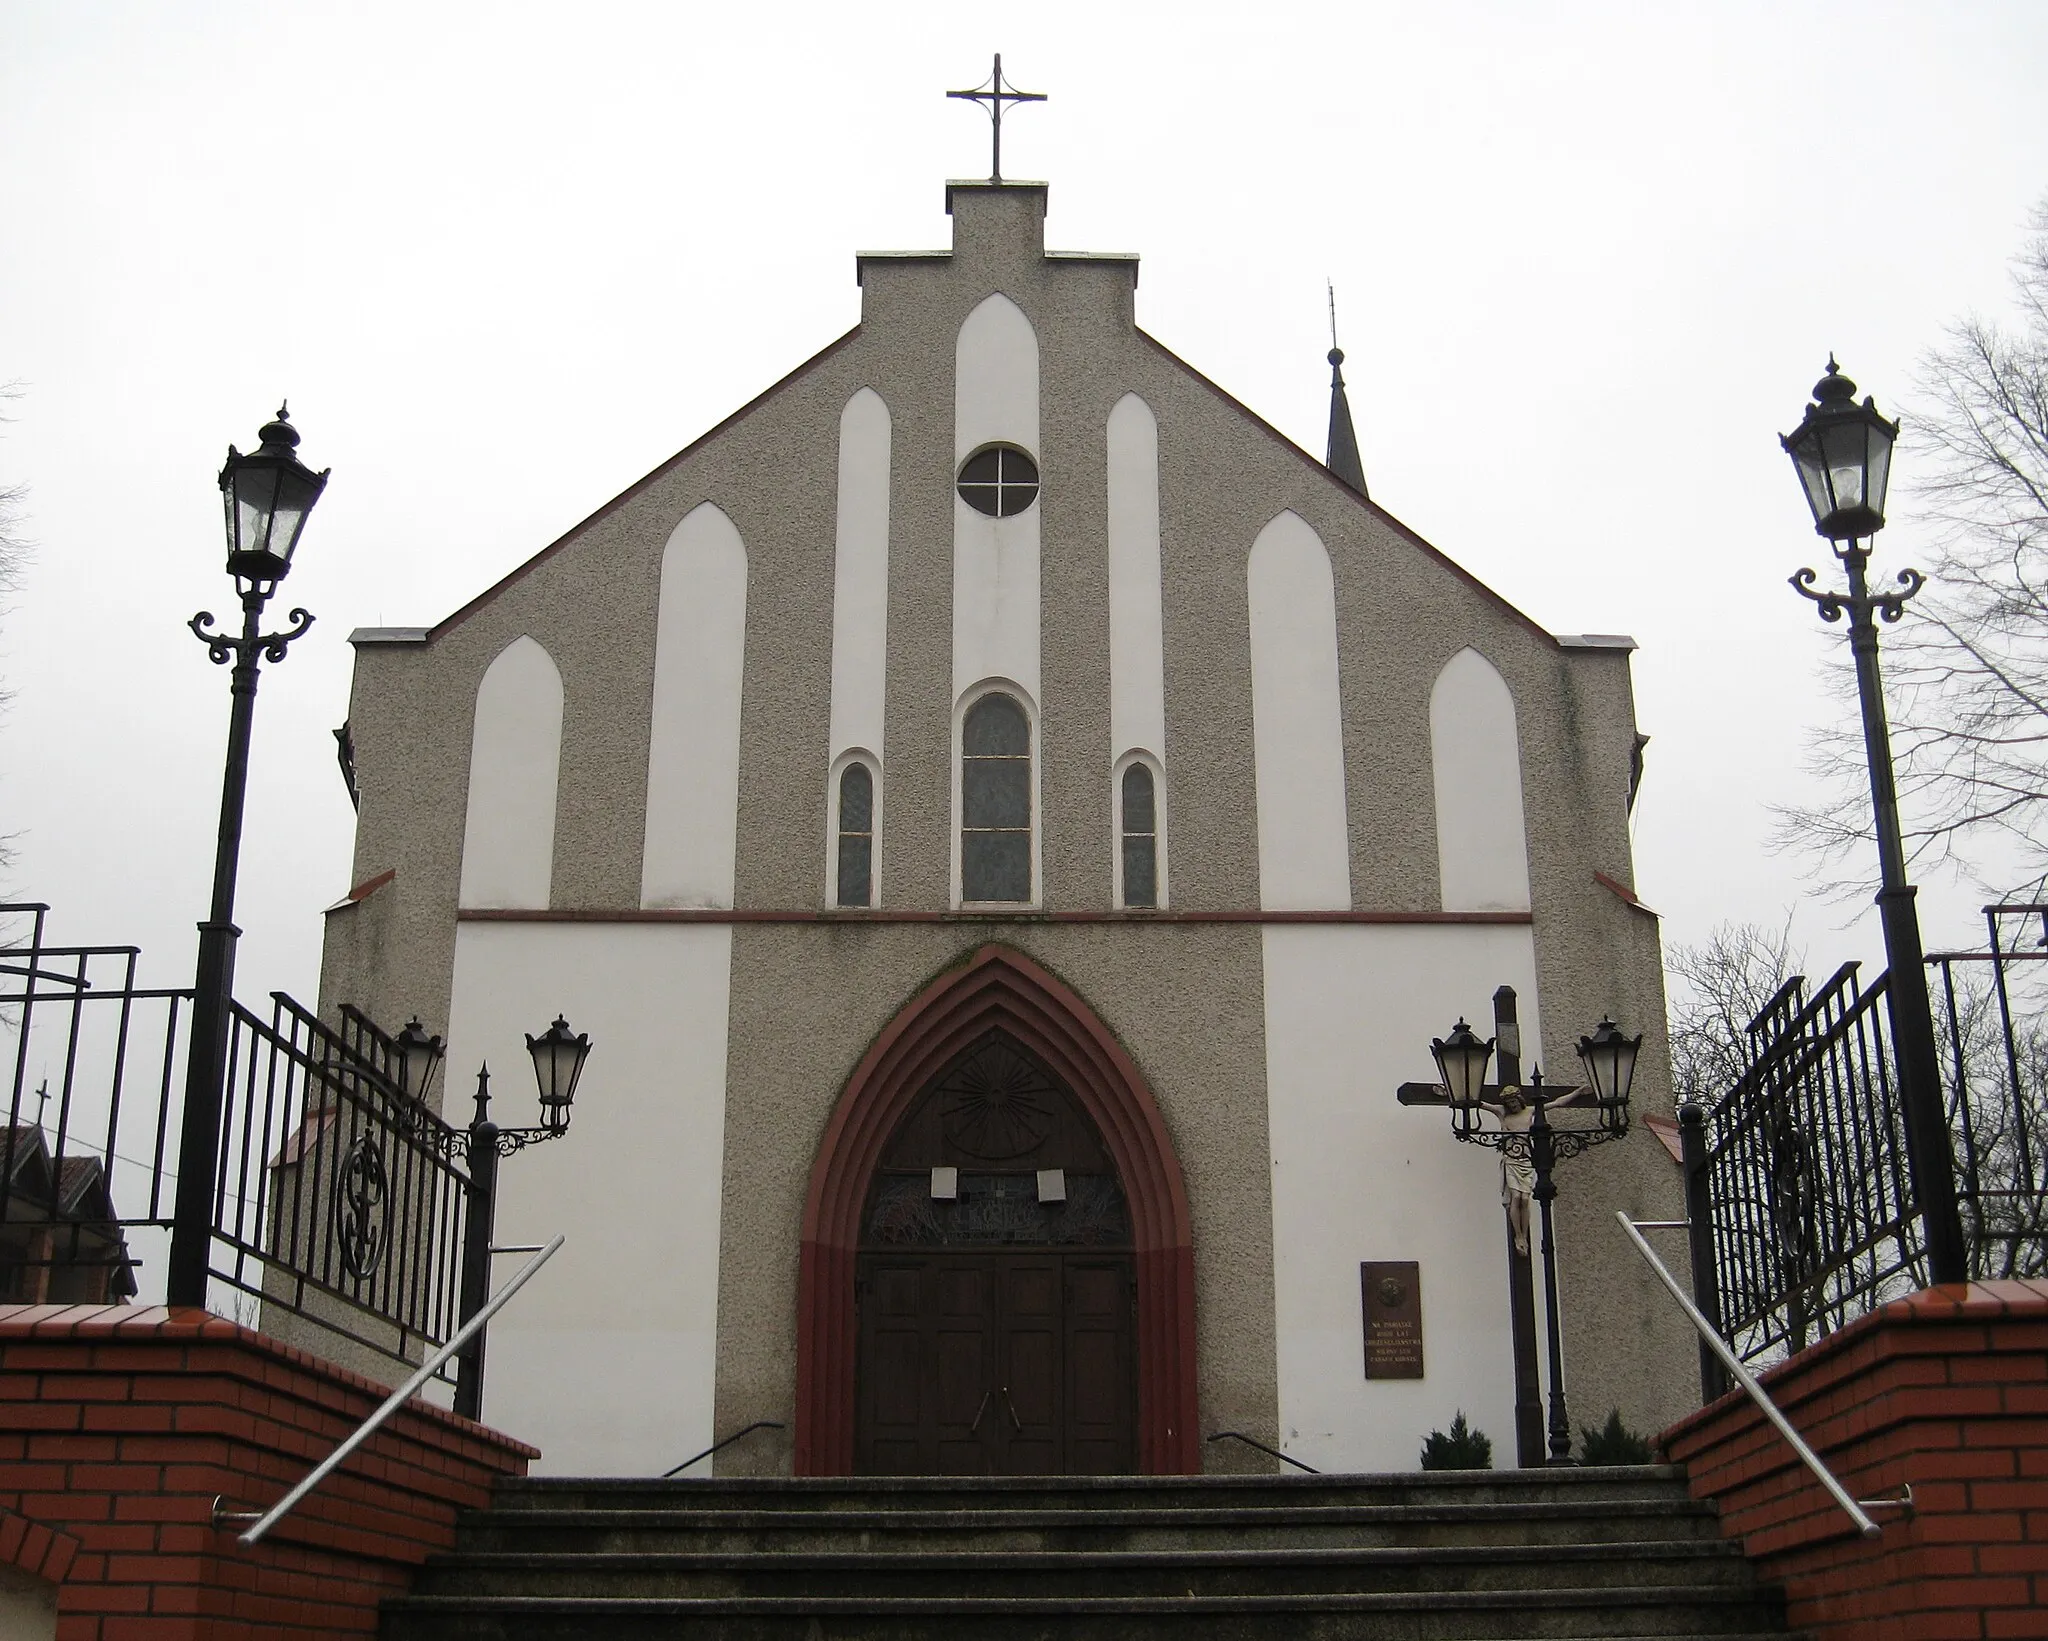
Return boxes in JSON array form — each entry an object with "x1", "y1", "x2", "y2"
[{"x1": 947, "y1": 54, "x2": 1046, "y2": 185}]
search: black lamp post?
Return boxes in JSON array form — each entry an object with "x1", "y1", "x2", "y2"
[
  {"x1": 1782, "y1": 361, "x2": 1969, "y2": 1286},
  {"x1": 452, "y1": 1016, "x2": 591, "y2": 1421},
  {"x1": 166, "y1": 408, "x2": 328, "y2": 1308},
  {"x1": 1428, "y1": 1011, "x2": 1641, "y2": 1464}
]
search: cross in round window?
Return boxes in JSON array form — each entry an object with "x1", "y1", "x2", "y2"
[{"x1": 957, "y1": 445, "x2": 1040, "y2": 517}]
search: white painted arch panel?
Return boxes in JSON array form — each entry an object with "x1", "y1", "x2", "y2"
[
  {"x1": 953, "y1": 293, "x2": 1041, "y2": 706},
  {"x1": 1107, "y1": 393, "x2": 1166, "y2": 767},
  {"x1": 828, "y1": 388, "x2": 892, "y2": 768},
  {"x1": 457, "y1": 635, "x2": 563, "y2": 911},
  {"x1": 1430, "y1": 647, "x2": 1532, "y2": 913},
  {"x1": 641, "y1": 503, "x2": 748, "y2": 910},
  {"x1": 1248, "y1": 511, "x2": 1351, "y2": 911}
]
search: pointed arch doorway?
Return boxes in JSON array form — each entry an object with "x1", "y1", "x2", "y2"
[{"x1": 796, "y1": 946, "x2": 1199, "y2": 1476}]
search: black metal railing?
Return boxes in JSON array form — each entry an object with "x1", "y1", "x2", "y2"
[
  {"x1": 0, "y1": 903, "x2": 471, "y2": 1383},
  {"x1": 1691, "y1": 903, "x2": 2048, "y2": 1366}
]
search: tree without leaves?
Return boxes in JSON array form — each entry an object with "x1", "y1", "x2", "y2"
[
  {"x1": 1665, "y1": 920, "x2": 2048, "y2": 1277},
  {"x1": 1774, "y1": 196, "x2": 2048, "y2": 898},
  {"x1": 1665, "y1": 919, "x2": 1801, "y2": 1110}
]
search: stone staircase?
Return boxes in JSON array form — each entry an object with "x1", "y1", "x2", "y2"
[{"x1": 381, "y1": 1467, "x2": 1792, "y2": 1639}]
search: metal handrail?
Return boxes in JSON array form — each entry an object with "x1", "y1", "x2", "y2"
[
  {"x1": 1206, "y1": 1430, "x2": 1320, "y2": 1474},
  {"x1": 662, "y1": 1419, "x2": 787, "y2": 1477},
  {"x1": 216, "y1": 1234, "x2": 565, "y2": 1546},
  {"x1": 1615, "y1": 1212, "x2": 1906, "y2": 1539}
]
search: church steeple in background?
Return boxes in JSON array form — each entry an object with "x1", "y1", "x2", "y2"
[{"x1": 1324, "y1": 282, "x2": 1368, "y2": 498}]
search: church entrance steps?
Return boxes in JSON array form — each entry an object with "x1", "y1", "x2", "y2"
[{"x1": 381, "y1": 1470, "x2": 1792, "y2": 1639}]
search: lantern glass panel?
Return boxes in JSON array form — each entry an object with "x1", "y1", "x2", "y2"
[
  {"x1": 1819, "y1": 419, "x2": 1868, "y2": 516},
  {"x1": 1791, "y1": 438, "x2": 1833, "y2": 528},
  {"x1": 1431, "y1": 1021, "x2": 1492, "y2": 1112},
  {"x1": 1865, "y1": 423, "x2": 1893, "y2": 521},
  {"x1": 232, "y1": 464, "x2": 283, "y2": 563}
]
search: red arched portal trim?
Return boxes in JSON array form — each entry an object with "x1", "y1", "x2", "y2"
[{"x1": 795, "y1": 944, "x2": 1199, "y2": 1475}]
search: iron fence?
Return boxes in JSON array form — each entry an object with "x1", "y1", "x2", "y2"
[
  {"x1": 0, "y1": 903, "x2": 471, "y2": 1383},
  {"x1": 1694, "y1": 903, "x2": 2048, "y2": 1365}
]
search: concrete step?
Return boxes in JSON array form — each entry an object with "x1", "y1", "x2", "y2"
[
  {"x1": 491, "y1": 1466, "x2": 1698, "y2": 1517},
  {"x1": 412, "y1": 1539, "x2": 1756, "y2": 1600},
  {"x1": 381, "y1": 1587, "x2": 1789, "y2": 1640},
  {"x1": 449, "y1": 1497, "x2": 1726, "y2": 1555}
]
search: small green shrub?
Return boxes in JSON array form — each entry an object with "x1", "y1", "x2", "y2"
[
  {"x1": 1419, "y1": 1411, "x2": 1493, "y2": 1470},
  {"x1": 1578, "y1": 1408, "x2": 1654, "y2": 1465}
]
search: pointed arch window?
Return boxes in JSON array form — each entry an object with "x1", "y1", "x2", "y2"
[
  {"x1": 961, "y1": 693, "x2": 1032, "y2": 903},
  {"x1": 836, "y1": 761, "x2": 875, "y2": 907},
  {"x1": 1119, "y1": 763, "x2": 1158, "y2": 908}
]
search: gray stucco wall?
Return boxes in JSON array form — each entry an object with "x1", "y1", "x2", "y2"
[{"x1": 320, "y1": 180, "x2": 1691, "y2": 1469}]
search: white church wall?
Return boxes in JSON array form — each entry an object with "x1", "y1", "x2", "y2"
[
  {"x1": 1247, "y1": 511, "x2": 1351, "y2": 910},
  {"x1": 641, "y1": 502, "x2": 748, "y2": 910},
  {"x1": 457, "y1": 635, "x2": 563, "y2": 910},
  {"x1": 446, "y1": 918, "x2": 731, "y2": 1476},
  {"x1": 1431, "y1": 647, "x2": 1533, "y2": 913},
  {"x1": 1262, "y1": 921, "x2": 1550, "y2": 1473},
  {"x1": 952, "y1": 292, "x2": 1041, "y2": 707}
]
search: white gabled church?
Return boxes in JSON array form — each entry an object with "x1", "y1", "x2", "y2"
[{"x1": 318, "y1": 157, "x2": 1694, "y2": 1478}]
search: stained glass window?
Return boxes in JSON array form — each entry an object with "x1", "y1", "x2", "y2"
[{"x1": 962, "y1": 694, "x2": 1031, "y2": 902}]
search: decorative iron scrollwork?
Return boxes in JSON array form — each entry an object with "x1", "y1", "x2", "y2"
[
  {"x1": 938, "y1": 1042, "x2": 1058, "y2": 1160},
  {"x1": 335, "y1": 1134, "x2": 390, "y2": 1279},
  {"x1": 864, "y1": 1173, "x2": 1130, "y2": 1247}
]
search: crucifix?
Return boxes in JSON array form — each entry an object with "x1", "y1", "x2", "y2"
[{"x1": 947, "y1": 54, "x2": 1046, "y2": 185}]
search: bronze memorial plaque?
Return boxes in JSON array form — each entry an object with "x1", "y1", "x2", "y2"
[{"x1": 1361, "y1": 1261, "x2": 1424, "y2": 1379}]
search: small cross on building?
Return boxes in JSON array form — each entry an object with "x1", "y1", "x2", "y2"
[{"x1": 947, "y1": 54, "x2": 1046, "y2": 185}]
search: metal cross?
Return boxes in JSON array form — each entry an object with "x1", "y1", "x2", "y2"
[{"x1": 947, "y1": 54, "x2": 1046, "y2": 185}]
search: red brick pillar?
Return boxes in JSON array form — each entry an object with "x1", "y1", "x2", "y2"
[
  {"x1": 1662, "y1": 1280, "x2": 2048, "y2": 1638},
  {"x1": 0, "y1": 1304, "x2": 535, "y2": 1640}
]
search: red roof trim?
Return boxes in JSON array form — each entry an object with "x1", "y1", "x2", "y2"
[
  {"x1": 1133, "y1": 331, "x2": 1560, "y2": 648},
  {"x1": 427, "y1": 326, "x2": 864, "y2": 639}
]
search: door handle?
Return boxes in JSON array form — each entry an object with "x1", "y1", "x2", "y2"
[
  {"x1": 1000, "y1": 1385, "x2": 1022, "y2": 1432},
  {"x1": 968, "y1": 1390, "x2": 993, "y2": 1434}
]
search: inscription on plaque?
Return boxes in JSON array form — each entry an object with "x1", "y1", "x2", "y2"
[{"x1": 1361, "y1": 1261, "x2": 1424, "y2": 1379}]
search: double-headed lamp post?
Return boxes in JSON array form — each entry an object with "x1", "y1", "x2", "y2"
[
  {"x1": 166, "y1": 409, "x2": 329, "y2": 1308},
  {"x1": 1430, "y1": 1014, "x2": 1641, "y2": 1465},
  {"x1": 390, "y1": 1015, "x2": 592, "y2": 1421},
  {"x1": 1780, "y1": 361, "x2": 1968, "y2": 1285}
]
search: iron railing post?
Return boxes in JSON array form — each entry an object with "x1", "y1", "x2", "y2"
[
  {"x1": 166, "y1": 592, "x2": 266, "y2": 1308},
  {"x1": 1677, "y1": 1103, "x2": 1730, "y2": 1402}
]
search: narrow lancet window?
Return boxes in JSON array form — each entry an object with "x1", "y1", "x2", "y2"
[
  {"x1": 1121, "y1": 764, "x2": 1158, "y2": 908},
  {"x1": 962, "y1": 694, "x2": 1031, "y2": 902},
  {"x1": 837, "y1": 763, "x2": 874, "y2": 908}
]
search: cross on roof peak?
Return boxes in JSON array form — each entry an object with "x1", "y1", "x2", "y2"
[{"x1": 947, "y1": 54, "x2": 1046, "y2": 185}]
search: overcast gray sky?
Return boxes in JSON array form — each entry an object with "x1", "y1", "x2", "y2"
[{"x1": 3, "y1": 0, "x2": 2045, "y2": 1015}]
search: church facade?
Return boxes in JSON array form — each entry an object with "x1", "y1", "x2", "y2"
[{"x1": 318, "y1": 178, "x2": 1693, "y2": 1477}]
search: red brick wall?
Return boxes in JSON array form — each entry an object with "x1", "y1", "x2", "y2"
[
  {"x1": 1662, "y1": 1279, "x2": 2048, "y2": 1641},
  {"x1": 0, "y1": 1303, "x2": 535, "y2": 1641}
]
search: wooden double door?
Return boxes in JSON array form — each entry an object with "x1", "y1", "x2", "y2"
[{"x1": 855, "y1": 1250, "x2": 1135, "y2": 1476}]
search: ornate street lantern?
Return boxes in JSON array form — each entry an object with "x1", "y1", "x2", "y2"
[
  {"x1": 219, "y1": 404, "x2": 330, "y2": 590},
  {"x1": 392, "y1": 1018, "x2": 446, "y2": 1106},
  {"x1": 1431, "y1": 1018, "x2": 1494, "y2": 1137},
  {"x1": 1575, "y1": 1017, "x2": 1642, "y2": 1136},
  {"x1": 1779, "y1": 360, "x2": 1898, "y2": 543},
  {"x1": 526, "y1": 1016, "x2": 591, "y2": 1136}
]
